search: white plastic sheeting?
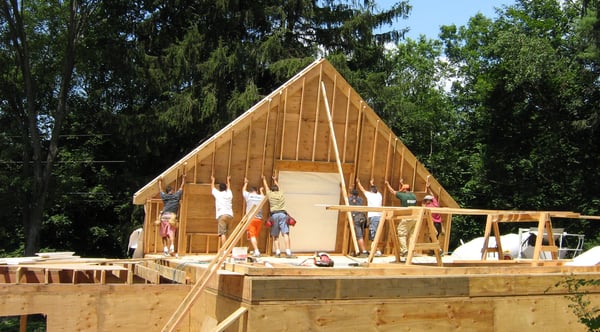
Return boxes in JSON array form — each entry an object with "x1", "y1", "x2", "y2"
[
  {"x1": 565, "y1": 246, "x2": 600, "y2": 266},
  {"x1": 450, "y1": 233, "x2": 523, "y2": 260}
]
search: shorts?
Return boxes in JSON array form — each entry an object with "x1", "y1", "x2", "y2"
[
  {"x1": 159, "y1": 213, "x2": 177, "y2": 239},
  {"x1": 353, "y1": 216, "x2": 366, "y2": 239},
  {"x1": 160, "y1": 221, "x2": 176, "y2": 238},
  {"x1": 368, "y1": 216, "x2": 381, "y2": 241},
  {"x1": 217, "y1": 214, "x2": 233, "y2": 236},
  {"x1": 247, "y1": 217, "x2": 262, "y2": 239},
  {"x1": 270, "y1": 212, "x2": 289, "y2": 237},
  {"x1": 160, "y1": 211, "x2": 177, "y2": 225}
]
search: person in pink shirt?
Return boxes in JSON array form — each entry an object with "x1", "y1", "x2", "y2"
[{"x1": 422, "y1": 176, "x2": 442, "y2": 238}]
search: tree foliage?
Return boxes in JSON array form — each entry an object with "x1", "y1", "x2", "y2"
[
  {"x1": 433, "y1": 0, "x2": 600, "y2": 244},
  {"x1": 0, "y1": 0, "x2": 409, "y2": 257},
  {"x1": 0, "y1": 0, "x2": 599, "y2": 259},
  {"x1": 555, "y1": 277, "x2": 600, "y2": 331}
]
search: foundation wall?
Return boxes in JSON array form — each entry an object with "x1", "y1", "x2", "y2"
[
  {"x1": 3, "y1": 265, "x2": 600, "y2": 331},
  {"x1": 0, "y1": 284, "x2": 192, "y2": 331},
  {"x1": 211, "y1": 269, "x2": 600, "y2": 332}
]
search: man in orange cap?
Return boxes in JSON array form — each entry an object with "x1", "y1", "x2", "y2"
[{"x1": 385, "y1": 179, "x2": 417, "y2": 259}]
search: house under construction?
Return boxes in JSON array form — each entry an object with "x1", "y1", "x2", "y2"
[{"x1": 1, "y1": 59, "x2": 600, "y2": 331}]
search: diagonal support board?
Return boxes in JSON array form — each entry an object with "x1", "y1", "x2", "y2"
[
  {"x1": 214, "y1": 307, "x2": 248, "y2": 332},
  {"x1": 366, "y1": 210, "x2": 388, "y2": 263},
  {"x1": 320, "y1": 81, "x2": 359, "y2": 254},
  {"x1": 162, "y1": 197, "x2": 267, "y2": 332}
]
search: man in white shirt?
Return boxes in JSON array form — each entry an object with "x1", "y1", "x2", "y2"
[
  {"x1": 357, "y1": 179, "x2": 383, "y2": 256},
  {"x1": 211, "y1": 175, "x2": 233, "y2": 247}
]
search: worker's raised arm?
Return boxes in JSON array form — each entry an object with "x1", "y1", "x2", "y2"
[
  {"x1": 158, "y1": 177, "x2": 164, "y2": 193},
  {"x1": 425, "y1": 175, "x2": 435, "y2": 196},
  {"x1": 178, "y1": 174, "x2": 186, "y2": 191},
  {"x1": 356, "y1": 179, "x2": 365, "y2": 193},
  {"x1": 384, "y1": 180, "x2": 396, "y2": 194}
]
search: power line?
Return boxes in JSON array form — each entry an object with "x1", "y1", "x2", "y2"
[{"x1": 0, "y1": 160, "x2": 125, "y2": 164}]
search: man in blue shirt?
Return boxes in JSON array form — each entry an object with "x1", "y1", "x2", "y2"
[{"x1": 158, "y1": 174, "x2": 186, "y2": 255}]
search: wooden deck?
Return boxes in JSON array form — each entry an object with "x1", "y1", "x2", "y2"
[{"x1": 3, "y1": 252, "x2": 600, "y2": 331}]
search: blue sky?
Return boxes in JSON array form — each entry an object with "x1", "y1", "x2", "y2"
[{"x1": 377, "y1": 0, "x2": 515, "y2": 40}]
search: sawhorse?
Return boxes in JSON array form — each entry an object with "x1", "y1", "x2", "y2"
[
  {"x1": 481, "y1": 212, "x2": 558, "y2": 265},
  {"x1": 367, "y1": 207, "x2": 442, "y2": 266}
]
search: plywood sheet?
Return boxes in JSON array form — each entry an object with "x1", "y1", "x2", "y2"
[{"x1": 278, "y1": 171, "x2": 341, "y2": 252}]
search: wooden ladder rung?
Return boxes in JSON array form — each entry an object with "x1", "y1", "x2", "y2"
[
  {"x1": 540, "y1": 245, "x2": 558, "y2": 252},
  {"x1": 483, "y1": 246, "x2": 500, "y2": 252},
  {"x1": 414, "y1": 243, "x2": 441, "y2": 250}
]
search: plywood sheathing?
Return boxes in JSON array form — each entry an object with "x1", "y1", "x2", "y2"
[
  {"x1": 4, "y1": 255, "x2": 600, "y2": 331},
  {"x1": 0, "y1": 284, "x2": 193, "y2": 331},
  {"x1": 133, "y1": 58, "x2": 459, "y2": 257},
  {"x1": 183, "y1": 262, "x2": 600, "y2": 331}
]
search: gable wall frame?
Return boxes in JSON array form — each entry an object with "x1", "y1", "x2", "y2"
[{"x1": 134, "y1": 59, "x2": 459, "y2": 255}]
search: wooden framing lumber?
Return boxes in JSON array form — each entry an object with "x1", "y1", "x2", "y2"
[
  {"x1": 326, "y1": 205, "x2": 584, "y2": 265},
  {"x1": 321, "y1": 81, "x2": 358, "y2": 254},
  {"x1": 214, "y1": 307, "x2": 248, "y2": 332},
  {"x1": 162, "y1": 198, "x2": 267, "y2": 331},
  {"x1": 133, "y1": 59, "x2": 466, "y2": 258},
  {"x1": 4, "y1": 263, "x2": 600, "y2": 331}
]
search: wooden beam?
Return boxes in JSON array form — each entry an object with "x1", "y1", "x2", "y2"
[
  {"x1": 261, "y1": 99, "x2": 271, "y2": 175},
  {"x1": 342, "y1": 87, "x2": 351, "y2": 163},
  {"x1": 275, "y1": 160, "x2": 353, "y2": 174},
  {"x1": 580, "y1": 215, "x2": 600, "y2": 220},
  {"x1": 271, "y1": 92, "x2": 282, "y2": 172},
  {"x1": 352, "y1": 104, "x2": 364, "y2": 186},
  {"x1": 211, "y1": 141, "x2": 216, "y2": 176},
  {"x1": 369, "y1": 120, "x2": 379, "y2": 180},
  {"x1": 19, "y1": 315, "x2": 27, "y2": 332},
  {"x1": 143, "y1": 261, "x2": 187, "y2": 284},
  {"x1": 325, "y1": 205, "x2": 580, "y2": 219},
  {"x1": 390, "y1": 138, "x2": 398, "y2": 192},
  {"x1": 411, "y1": 158, "x2": 417, "y2": 192},
  {"x1": 245, "y1": 117, "x2": 252, "y2": 177},
  {"x1": 311, "y1": 65, "x2": 323, "y2": 162},
  {"x1": 162, "y1": 199, "x2": 267, "y2": 331},
  {"x1": 280, "y1": 89, "x2": 288, "y2": 160},
  {"x1": 214, "y1": 307, "x2": 248, "y2": 332},
  {"x1": 193, "y1": 153, "x2": 198, "y2": 183},
  {"x1": 321, "y1": 82, "x2": 358, "y2": 254},
  {"x1": 326, "y1": 75, "x2": 338, "y2": 162},
  {"x1": 295, "y1": 77, "x2": 305, "y2": 161},
  {"x1": 134, "y1": 264, "x2": 160, "y2": 284},
  {"x1": 227, "y1": 130, "x2": 234, "y2": 175},
  {"x1": 383, "y1": 132, "x2": 392, "y2": 203}
]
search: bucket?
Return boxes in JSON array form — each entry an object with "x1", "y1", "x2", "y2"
[{"x1": 232, "y1": 247, "x2": 248, "y2": 263}]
